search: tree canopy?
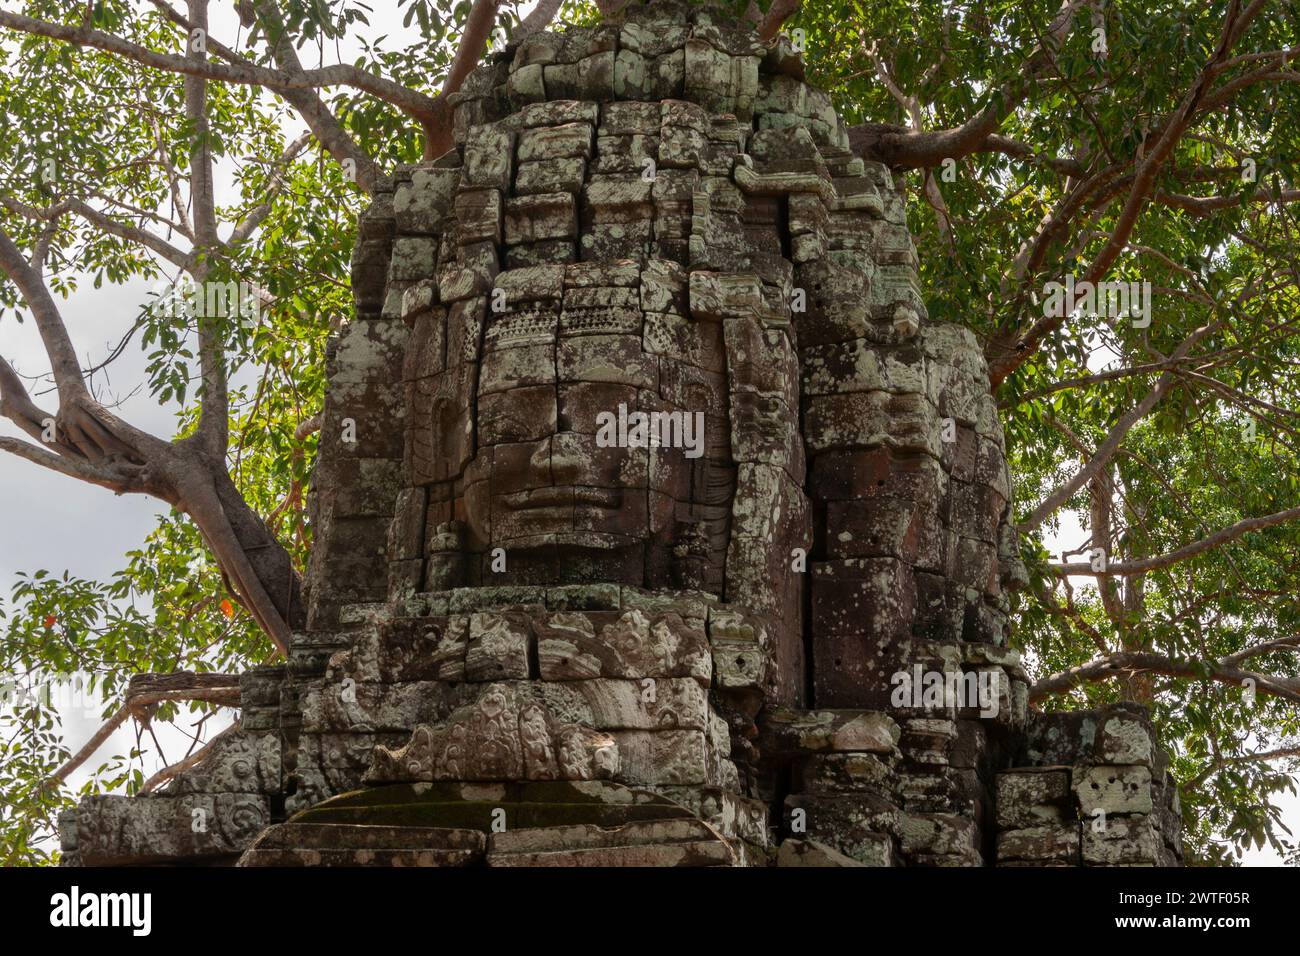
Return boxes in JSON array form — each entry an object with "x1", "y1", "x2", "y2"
[{"x1": 1, "y1": 0, "x2": 1298, "y2": 865}]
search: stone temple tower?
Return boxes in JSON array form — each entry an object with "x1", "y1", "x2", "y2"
[{"x1": 58, "y1": 1, "x2": 1183, "y2": 867}]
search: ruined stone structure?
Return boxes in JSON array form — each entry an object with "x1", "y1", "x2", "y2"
[{"x1": 58, "y1": 2, "x2": 1182, "y2": 867}]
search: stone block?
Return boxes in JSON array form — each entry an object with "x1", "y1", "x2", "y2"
[
  {"x1": 465, "y1": 612, "x2": 532, "y2": 680},
  {"x1": 1074, "y1": 765, "x2": 1155, "y2": 816},
  {"x1": 518, "y1": 122, "x2": 594, "y2": 162},
  {"x1": 1082, "y1": 813, "x2": 1160, "y2": 865},
  {"x1": 996, "y1": 768, "x2": 1073, "y2": 829},
  {"x1": 515, "y1": 157, "x2": 587, "y2": 196},
  {"x1": 899, "y1": 812, "x2": 980, "y2": 858},
  {"x1": 505, "y1": 193, "x2": 579, "y2": 244},
  {"x1": 996, "y1": 824, "x2": 1081, "y2": 864},
  {"x1": 776, "y1": 838, "x2": 867, "y2": 867},
  {"x1": 462, "y1": 125, "x2": 514, "y2": 190},
  {"x1": 784, "y1": 793, "x2": 897, "y2": 865},
  {"x1": 454, "y1": 188, "x2": 502, "y2": 245}
]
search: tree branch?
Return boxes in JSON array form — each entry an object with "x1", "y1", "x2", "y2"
[
  {"x1": 445, "y1": 0, "x2": 501, "y2": 98},
  {"x1": 516, "y1": 0, "x2": 564, "y2": 39},
  {"x1": 1, "y1": 196, "x2": 196, "y2": 269},
  {"x1": 177, "y1": 471, "x2": 292, "y2": 655},
  {"x1": 421, "y1": 0, "x2": 502, "y2": 158},
  {"x1": 0, "y1": 226, "x2": 89, "y2": 399},
  {"x1": 0, "y1": 9, "x2": 439, "y2": 146},
  {"x1": 146, "y1": 0, "x2": 379, "y2": 194},
  {"x1": 864, "y1": 40, "x2": 953, "y2": 246},
  {"x1": 0, "y1": 436, "x2": 135, "y2": 490},
  {"x1": 757, "y1": 0, "x2": 801, "y2": 44},
  {"x1": 44, "y1": 704, "x2": 131, "y2": 787},
  {"x1": 246, "y1": 0, "x2": 381, "y2": 192},
  {"x1": 141, "y1": 722, "x2": 237, "y2": 793},
  {"x1": 1050, "y1": 504, "x2": 1300, "y2": 576},
  {"x1": 43, "y1": 673, "x2": 241, "y2": 787},
  {"x1": 983, "y1": 133, "x2": 1088, "y2": 176},
  {"x1": 989, "y1": 0, "x2": 1266, "y2": 386},
  {"x1": 1155, "y1": 187, "x2": 1300, "y2": 216},
  {"x1": 1030, "y1": 651, "x2": 1300, "y2": 705},
  {"x1": 0, "y1": 225, "x2": 163, "y2": 465},
  {"x1": 124, "y1": 671, "x2": 242, "y2": 717},
  {"x1": 1021, "y1": 317, "x2": 1223, "y2": 531},
  {"x1": 1002, "y1": 355, "x2": 1199, "y2": 408},
  {"x1": 227, "y1": 133, "x2": 313, "y2": 246},
  {"x1": 848, "y1": 0, "x2": 1085, "y2": 168},
  {"x1": 185, "y1": 0, "x2": 227, "y2": 456},
  {"x1": 0, "y1": 353, "x2": 57, "y2": 445},
  {"x1": 1189, "y1": 745, "x2": 1300, "y2": 788}
]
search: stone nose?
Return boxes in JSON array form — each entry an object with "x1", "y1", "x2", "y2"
[
  {"x1": 549, "y1": 435, "x2": 581, "y2": 486},
  {"x1": 506, "y1": 436, "x2": 550, "y2": 488}
]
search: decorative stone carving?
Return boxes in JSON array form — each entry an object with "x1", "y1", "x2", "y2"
[
  {"x1": 366, "y1": 683, "x2": 619, "y2": 783},
  {"x1": 59, "y1": 2, "x2": 1180, "y2": 869}
]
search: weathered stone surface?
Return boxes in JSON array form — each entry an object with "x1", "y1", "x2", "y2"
[
  {"x1": 776, "y1": 838, "x2": 867, "y2": 866},
  {"x1": 171, "y1": 732, "x2": 281, "y2": 795},
  {"x1": 73, "y1": 793, "x2": 271, "y2": 865},
  {"x1": 996, "y1": 824, "x2": 1081, "y2": 864},
  {"x1": 62, "y1": 3, "x2": 1182, "y2": 870},
  {"x1": 996, "y1": 768, "x2": 1072, "y2": 830},
  {"x1": 798, "y1": 752, "x2": 896, "y2": 794},
  {"x1": 239, "y1": 823, "x2": 486, "y2": 866},
  {"x1": 519, "y1": 122, "x2": 595, "y2": 162},
  {"x1": 487, "y1": 839, "x2": 730, "y2": 866},
  {"x1": 899, "y1": 812, "x2": 979, "y2": 857},
  {"x1": 1099, "y1": 713, "x2": 1156, "y2": 766},
  {"x1": 535, "y1": 609, "x2": 711, "y2": 682},
  {"x1": 367, "y1": 684, "x2": 620, "y2": 783},
  {"x1": 1074, "y1": 765, "x2": 1155, "y2": 816},
  {"x1": 1083, "y1": 814, "x2": 1160, "y2": 865},
  {"x1": 762, "y1": 708, "x2": 901, "y2": 754},
  {"x1": 784, "y1": 793, "x2": 897, "y2": 865}
]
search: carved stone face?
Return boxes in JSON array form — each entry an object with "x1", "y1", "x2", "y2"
[
  {"x1": 414, "y1": 260, "x2": 735, "y2": 589},
  {"x1": 379, "y1": 91, "x2": 820, "y2": 607}
]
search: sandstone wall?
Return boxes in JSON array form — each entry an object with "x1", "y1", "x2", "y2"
[{"x1": 57, "y1": 3, "x2": 1181, "y2": 869}]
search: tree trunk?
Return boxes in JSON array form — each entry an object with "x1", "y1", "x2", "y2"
[{"x1": 158, "y1": 442, "x2": 302, "y2": 654}]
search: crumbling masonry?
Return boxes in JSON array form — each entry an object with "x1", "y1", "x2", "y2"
[{"x1": 59, "y1": 2, "x2": 1181, "y2": 867}]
